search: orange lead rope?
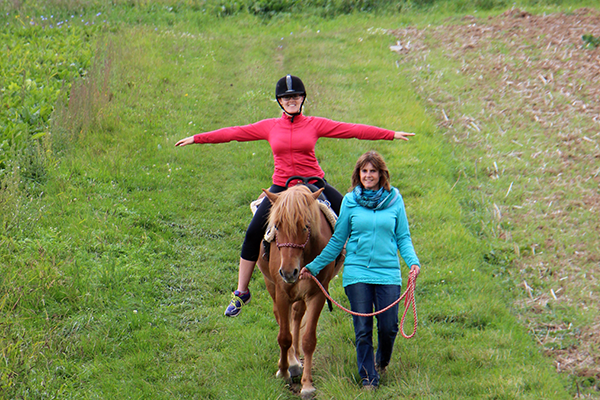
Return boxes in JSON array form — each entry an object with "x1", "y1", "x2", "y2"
[
  {"x1": 400, "y1": 269, "x2": 418, "y2": 339},
  {"x1": 310, "y1": 268, "x2": 418, "y2": 339}
]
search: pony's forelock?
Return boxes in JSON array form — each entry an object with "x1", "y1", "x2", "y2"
[{"x1": 269, "y1": 186, "x2": 321, "y2": 238}]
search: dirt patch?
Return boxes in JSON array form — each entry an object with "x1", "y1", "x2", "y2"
[{"x1": 391, "y1": 7, "x2": 600, "y2": 393}]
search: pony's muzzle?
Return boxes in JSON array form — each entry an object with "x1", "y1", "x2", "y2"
[{"x1": 279, "y1": 267, "x2": 299, "y2": 284}]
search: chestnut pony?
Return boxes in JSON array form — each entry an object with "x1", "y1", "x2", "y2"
[{"x1": 258, "y1": 185, "x2": 343, "y2": 399}]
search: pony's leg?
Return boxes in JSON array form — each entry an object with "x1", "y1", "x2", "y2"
[
  {"x1": 299, "y1": 295, "x2": 326, "y2": 399},
  {"x1": 264, "y1": 281, "x2": 280, "y2": 324},
  {"x1": 289, "y1": 301, "x2": 306, "y2": 378},
  {"x1": 275, "y1": 294, "x2": 293, "y2": 382}
]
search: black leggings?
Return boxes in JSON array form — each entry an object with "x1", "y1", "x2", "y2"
[{"x1": 240, "y1": 181, "x2": 343, "y2": 262}]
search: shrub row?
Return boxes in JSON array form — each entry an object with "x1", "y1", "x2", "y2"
[
  {"x1": 0, "y1": 13, "x2": 103, "y2": 180},
  {"x1": 2, "y1": 0, "x2": 576, "y2": 19}
]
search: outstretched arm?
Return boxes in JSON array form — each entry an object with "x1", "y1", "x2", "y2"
[
  {"x1": 175, "y1": 136, "x2": 195, "y2": 147},
  {"x1": 175, "y1": 120, "x2": 274, "y2": 147},
  {"x1": 394, "y1": 131, "x2": 415, "y2": 141}
]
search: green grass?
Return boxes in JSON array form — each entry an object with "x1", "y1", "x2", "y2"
[{"x1": 2, "y1": 3, "x2": 595, "y2": 399}]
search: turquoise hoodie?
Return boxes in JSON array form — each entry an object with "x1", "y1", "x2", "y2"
[{"x1": 305, "y1": 187, "x2": 420, "y2": 287}]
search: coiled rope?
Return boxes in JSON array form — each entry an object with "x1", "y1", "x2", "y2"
[{"x1": 309, "y1": 269, "x2": 418, "y2": 339}]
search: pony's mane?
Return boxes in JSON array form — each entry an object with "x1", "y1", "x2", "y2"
[{"x1": 269, "y1": 185, "x2": 322, "y2": 238}]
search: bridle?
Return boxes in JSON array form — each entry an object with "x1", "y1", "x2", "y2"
[{"x1": 275, "y1": 226, "x2": 311, "y2": 249}]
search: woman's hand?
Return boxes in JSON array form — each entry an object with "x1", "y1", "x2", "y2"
[
  {"x1": 410, "y1": 264, "x2": 420, "y2": 277},
  {"x1": 175, "y1": 136, "x2": 195, "y2": 147},
  {"x1": 299, "y1": 267, "x2": 313, "y2": 280},
  {"x1": 394, "y1": 131, "x2": 415, "y2": 141}
]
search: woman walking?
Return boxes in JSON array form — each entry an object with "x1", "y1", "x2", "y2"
[{"x1": 300, "y1": 151, "x2": 421, "y2": 390}]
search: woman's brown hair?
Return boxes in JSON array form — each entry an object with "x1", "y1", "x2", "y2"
[{"x1": 350, "y1": 151, "x2": 391, "y2": 191}]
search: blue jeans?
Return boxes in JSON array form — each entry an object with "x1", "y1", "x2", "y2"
[{"x1": 344, "y1": 283, "x2": 401, "y2": 387}]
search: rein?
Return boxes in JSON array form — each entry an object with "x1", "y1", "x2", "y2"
[
  {"x1": 309, "y1": 269, "x2": 419, "y2": 339},
  {"x1": 276, "y1": 226, "x2": 311, "y2": 249}
]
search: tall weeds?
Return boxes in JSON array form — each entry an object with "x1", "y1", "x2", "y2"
[
  {"x1": 0, "y1": 166, "x2": 20, "y2": 235},
  {"x1": 51, "y1": 39, "x2": 116, "y2": 153},
  {"x1": 0, "y1": 39, "x2": 114, "y2": 238}
]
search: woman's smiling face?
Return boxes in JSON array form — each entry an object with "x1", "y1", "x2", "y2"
[
  {"x1": 360, "y1": 162, "x2": 380, "y2": 191},
  {"x1": 278, "y1": 94, "x2": 304, "y2": 115}
]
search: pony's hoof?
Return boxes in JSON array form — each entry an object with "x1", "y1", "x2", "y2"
[
  {"x1": 276, "y1": 369, "x2": 291, "y2": 383},
  {"x1": 300, "y1": 387, "x2": 316, "y2": 399},
  {"x1": 288, "y1": 364, "x2": 303, "y2": 378}
]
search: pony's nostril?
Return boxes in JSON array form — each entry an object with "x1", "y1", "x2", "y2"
[{"x1": 279, "y1": 268, "x2": 300, "y2": 283}]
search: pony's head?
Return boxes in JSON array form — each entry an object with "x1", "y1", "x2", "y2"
[{"x1": 264, "y1": 185, "x2": 324, "y2": 284}]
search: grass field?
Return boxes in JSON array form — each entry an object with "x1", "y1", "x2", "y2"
[{"x1": 1, "y1": 2, "x2": 598, "y2": 399}]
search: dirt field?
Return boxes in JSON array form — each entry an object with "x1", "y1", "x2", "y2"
[{"x1": 392, "y1": 7, "x2": 600, "y2": 394}]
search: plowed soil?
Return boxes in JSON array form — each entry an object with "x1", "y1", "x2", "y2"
[{"x1": 391, "y1": 7, "x2": 600, "y2": 393}]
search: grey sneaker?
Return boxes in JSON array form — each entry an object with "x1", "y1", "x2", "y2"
[{"x1": 362, "y1": 384, "x2": 378, "y2": 391}]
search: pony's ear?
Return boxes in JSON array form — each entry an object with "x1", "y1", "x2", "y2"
[
  {"x1": 263, "y1": 189, "x2": 280, "y2": 204},
  {"x1": 311, "y1": 187, "x2": 325, "y2": 200}
]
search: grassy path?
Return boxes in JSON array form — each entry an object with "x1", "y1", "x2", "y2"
[{"x1": 2, "y1": 12, "x2": 574, "y2": 399}]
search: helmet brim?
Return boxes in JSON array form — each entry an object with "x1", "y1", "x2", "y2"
[{"x1": 276, "y1": 90, "x2": 306, "y2": 98}]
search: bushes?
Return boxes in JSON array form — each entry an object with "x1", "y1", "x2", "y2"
[
  {"x1": 0, "y1": 16, "x2": 100, "y2": 179},
  {"x1": 197, "y1": 0, "x2": 585, "y2": 17},
  {"x1": 3, "y1": 0, "x2": 569, "y2": 21}
]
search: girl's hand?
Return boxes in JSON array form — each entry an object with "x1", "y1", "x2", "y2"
[
  {"x1": 394, "y1": 131, "x2": 415, "y2": 141},
  {"x1": 175, "y1": 136, "x2": 195, "y2": 147},
  {"x1": 299, "y1": 267, "x2": 313, "y2": 280}
]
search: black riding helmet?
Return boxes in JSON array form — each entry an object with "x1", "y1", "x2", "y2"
[{"x1": 275, "y1": 75, "x2": 306, "y2": 120}]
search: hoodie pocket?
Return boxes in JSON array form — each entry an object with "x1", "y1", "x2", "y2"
[{"x1": 355, "y1": 237, "x2": 370, "y2": 260}]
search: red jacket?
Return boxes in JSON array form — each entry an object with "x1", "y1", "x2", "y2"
[{"x1": 193, "y1": 113, "x2": 395, "y2": 186}]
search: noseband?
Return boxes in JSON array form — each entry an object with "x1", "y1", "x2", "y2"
[{"x1": 275, "y1": 226, "x2": 311, "y2": 249}]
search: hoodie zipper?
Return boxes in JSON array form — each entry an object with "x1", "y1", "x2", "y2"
[
  {"x1": 289, "y1": 116, "x2": 296, "y2": 177},
  {"x1": 367, "y1": 209, "x2": 377, "y2": 268}
]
